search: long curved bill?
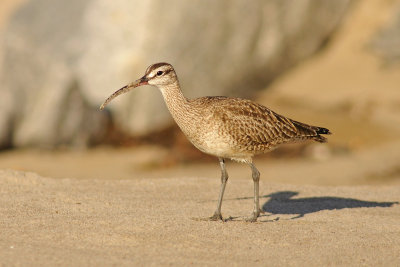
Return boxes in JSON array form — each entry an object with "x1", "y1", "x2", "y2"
[{"x1": 99, "y1": 77, "x2": 148, "y2": 110}]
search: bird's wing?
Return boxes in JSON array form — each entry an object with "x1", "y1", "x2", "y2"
[{"x1": 209, "y1": 97, "x2": 316, "y2": 151}]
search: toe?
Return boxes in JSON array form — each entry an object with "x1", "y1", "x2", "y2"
[{"x1": 191, "y1": 213, "x2": 224, "y2": 221}]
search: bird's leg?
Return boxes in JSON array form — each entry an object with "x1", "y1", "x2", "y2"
[
  {"x1": 212, "y1": 158, "x2": 229, "y2": 220},
  {"x1": 198, "y1": 158, "x2": 228, "y2": 221},
  {"x1": 246, "y1": 163, "x2": 262, "y2": 222},
  {"x1": 192, "y1": 158, "x2": 229, "y2": 222}
]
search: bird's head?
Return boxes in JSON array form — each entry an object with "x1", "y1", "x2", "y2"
[
  {"x1": 100, "y1": 62, "x2": 177, "y2": 110},
  {"x1": 144, "y1": 62, "x2": 177, "y2": 86}
]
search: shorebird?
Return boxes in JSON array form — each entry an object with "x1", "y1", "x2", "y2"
[{"x1": 100, "y1": 62, "x2": 331, "y2": 222}]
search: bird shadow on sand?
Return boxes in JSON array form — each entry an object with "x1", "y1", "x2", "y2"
[
  {"x1": 228, "y1": 191, "x2": 398, "y2": 222},
  {"x1": 262, "y1": 191, "x2": 398, "y2": 220}
]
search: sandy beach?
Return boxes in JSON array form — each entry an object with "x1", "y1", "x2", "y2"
[
  {"x1": 1, "y1": 138, "x2": 400, "y2": 266},
  {"x1": 0, "y1": 167, "x2": 399, "y2": 266},
  {"x1": 0, "y1": 171, "x2": 400, "y2": 266}
]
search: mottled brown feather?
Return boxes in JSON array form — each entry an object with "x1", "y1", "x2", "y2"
[
  {"x1": 188, "y1": 96, "x2": 329, "y2": 158},
  {"x1": 102, "y1": 62, "x2": 330, "y2": 163},
  {"x1": 101, "y1": 62, "x2": 331, "y2": 221}
]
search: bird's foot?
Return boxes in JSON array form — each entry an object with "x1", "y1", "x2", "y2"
[
  {"x1": 191, "y1": 212, "x2": 233, "y2": 222},
  {"x1": 244, "y1": 215, "x2": 258, "y2": 222},
  {"x1": 244, "y1": 209, "x2": 263, "y2": 222}
]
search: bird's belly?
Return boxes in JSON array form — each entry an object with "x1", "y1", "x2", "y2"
[{"x1": 189, "y1": 132, "x2": 253, "y2": 162}]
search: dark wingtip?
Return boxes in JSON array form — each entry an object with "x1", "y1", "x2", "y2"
[{"x1": 316, "y1": 127, "x2": 331, "y2": 135}]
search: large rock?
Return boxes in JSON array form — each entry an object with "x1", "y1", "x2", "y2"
[
  {"x1": 0, "y1": 0, "x2": 351, "y2": 148},
  {"x1": 258, "y1": 0, "x2": 400, "y2": 137}
]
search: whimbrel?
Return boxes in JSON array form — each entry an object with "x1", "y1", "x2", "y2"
[{"x1": 100, "y1": 62, "x2": 331, "y2": 222}]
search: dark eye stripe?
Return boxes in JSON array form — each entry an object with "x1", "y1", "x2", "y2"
[
  {"x1": 146, "y1": 62, "x2": 172, "y2": 75},
  {"x1": 156, "y1": 68, "x2": 171, "y2": 76}
]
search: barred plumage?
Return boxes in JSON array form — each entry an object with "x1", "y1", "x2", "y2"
[{"x1": 100, "y1": 62, "x2": 331, "y2": 222}]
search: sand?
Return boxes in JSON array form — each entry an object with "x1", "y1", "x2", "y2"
[
  {"x1": 0, "y1": 137, "x2": 399, "y2": 266},
  {"x1": 0, "y1": 140, "x2": 399, "y2": 266},
  {"x1": 1, "y1": 169, "x2": 399, "y2": 266}
]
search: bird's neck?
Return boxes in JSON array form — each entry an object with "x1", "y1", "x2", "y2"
[{"x1": 158, "y1": 81, "x2": 191, "y2": 123}]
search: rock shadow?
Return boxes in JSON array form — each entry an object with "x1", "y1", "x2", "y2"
[{"x1": 261, "y1": 191, "x2": 398, "y2": 219}]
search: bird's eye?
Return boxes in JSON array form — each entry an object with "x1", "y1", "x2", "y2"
[{"x1": 156, "y1": 71, "x2": 163, "y2": 76}]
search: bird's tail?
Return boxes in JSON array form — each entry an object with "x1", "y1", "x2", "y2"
[
  {"x1": 291, "y1": 120, "x2": 331, "y2": 143},
  {"x1": 313, "y1": 126, "x2": 331, "y2": 143}
]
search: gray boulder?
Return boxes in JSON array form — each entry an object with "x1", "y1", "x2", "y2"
[{"x1": 0, "y1": 0, "x2": 351, "y2": 148}]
